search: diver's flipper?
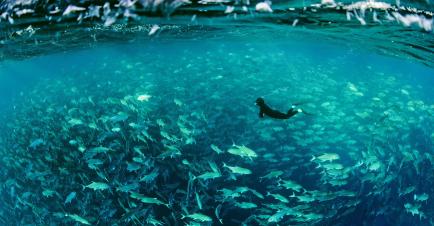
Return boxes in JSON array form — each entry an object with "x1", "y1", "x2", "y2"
[
  {"x1": 300, "y1": 109, "x2": 314, "y2": 116},
  {"x1": 291, "y1": 101, "x2": 309, "y2": 106}
]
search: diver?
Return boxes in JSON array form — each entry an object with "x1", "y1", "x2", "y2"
[{"x1": 255, "y1": 97, "x2": 310, "y2": 120}]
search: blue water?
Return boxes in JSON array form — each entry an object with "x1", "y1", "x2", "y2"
[
  {"x1": 0, "y1": 6, "x2": 434, "y2": 225},
  {"x1": 2, "y1": 40, "x2": 433, "y2": 109}
]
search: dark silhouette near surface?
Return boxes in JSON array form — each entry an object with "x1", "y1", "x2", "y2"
[{"x1": 255, "y1": 97, "x2": 308, "y2": 120}]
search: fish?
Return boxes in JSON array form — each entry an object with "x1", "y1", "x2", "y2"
[
  {"x1": 110, "y1": 112, "x2": 129, "y2": 122},
  {"x1": 303, "y1": 212, "x2": 324, "y2": 220},
  {"x1": 111, "y1": 127, "x2": 121, "y2": 132},
  {"x1": 86, "y1": 159, "x2": 104, "y2": 170},
  {"x1": 68, "y1": 139, "x2": 78, "y2": 145},
  {"x1": 368, "y1": 161, "x2": 381, "y2": 171},
  {"x1": 84, "y1": 182, "x2": 110, "y2": 191},
  {"x1": 133, "y1": 157, "x2": 144, "y2": 163},
  {"x1": 227, "y1": 145, "x2": 258, "y2": 159},
  {"x1": 116, "y1": 183, "x2": 139, "y2": 193},
  {"x1": 84, "y1": 146, "x2": 111, "y2": 159},
  {"x1": 223, "y1": 163, "x2": 252, "y2": 175},
  {"x1": 182, "y1": 159, "x2": 191, "y2": 165},
  {"x1": 64, "y1": 192, "x2": 76, "y2": 204},
  {"x1": 42, "y1": 189, "x2": 56, "y2": 198},
  {"x1": 156, "y1": 119, "x2": 165, "y2": 127},
  {"x1": 147, "y1": 216, "x2": 163, "y2": 225},
  {"x1": 235, "y1": 201, "x2": 257, "y2": 209},
  {"x1": 414, "y1": 193, "x2": 429, "y2": 202},
  {"x1": 29, "y1": 139, "x2": 44, "y2": 149},
  {"x1": 234, "y1": 187, "x2": 250, "y2": 194},
  {"x1": 179, "y1": 126, "x2": 192, "y2": 136},
  {"x1": 68, "y1": 118, "x2": 83, "y2": 126},
  {"x1": 127, "y1": 162, "x2": 141, "y2": 172},
  {"x1": 210, "y1": 144, "x2": 224, "y2": 154},
  {"x1": 157, "y1": 148, "x2": 181, "y2": 159},
  {"x1": 218, "y1": 188, "x2": 242, "y2": 199},
  {"x1": 182, "y1": 213, "x2": 213, "y2": 222},
  {"x1": 311, "y1": 153, "x2": 340, "y2": 162},
  {"x1": 129, "y1": 192, "x2": 168, "y2": 207},
  {"x1": 195, "y1": 192, "x2": 203, "y2": 210},
  {"x1": 196, "y1": 172, "x2": 221, "y2": 180},
  {"x1": 215, "y1": 204, "x2": 223, "y2": 224},
  {"x1": 260, "y1": 170, "x2": 284, "y2": 180},
  {"x1": 327, "y1": 179, "x2": 348, "y2": 187},
  {"x1": 140, "y1": 168, "x2": 159, "y2": 183},
  {"x1": 208, "y1": 161, "x2": 220, "y2": 173},
  {"x1": 335, "y1": 190, "x2": 356, "y2": 197},
  {"x1": 137, "y1": 94, "x2": 151, "y2": 102},
  {"x1": 278, "y1": 179, "x2": 304, "y2": 192},
  {"x1": 321, "y1": 163, "x2": 344, "y2": 170},
  {"x1": 248, "y1": 188, "x2": 264, "y2": 199},
  {"x1": 96, "y1": 170, "x2": 109, "y2": 182},
  {"x1": 174, "y1": 98, "x2": 183, "y2": 106},
  {"x1": 65, "y1": 213, "x2": 91, "y2": 225},
  {"x1": 267, "y1": 192, "x2": 289, "y2": 203},
  {"x1": 290, "y1": 193, "x2": 315, "y2": 203},
  {"x1": 267, "y1": 208, "x2": 299, "y2": 223},
  {"x1": 404, "y1": 203, "x2": 422, "y2": 216}
]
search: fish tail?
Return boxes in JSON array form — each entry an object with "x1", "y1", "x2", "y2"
[
  {"x1": 276, "y1": 178, "x2": 282, "y2": 186},
  {"x1": 310, "y1": 155, "x2": 316, "y2": 161},
  {"x1": 189, "y1": 172, "x2": 197, "y2": 181}
]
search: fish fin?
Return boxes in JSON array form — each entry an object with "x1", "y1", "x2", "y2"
[{"x1": 276, "y1": 178, "x2": 282, "y2": 186}]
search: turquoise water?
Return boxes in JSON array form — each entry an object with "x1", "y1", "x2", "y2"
[{"x1": 0, "y1": 1, "x2": 434, "y2": 225}]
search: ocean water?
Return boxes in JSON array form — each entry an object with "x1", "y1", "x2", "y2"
[{"x1": 0, "y1": 1, "x2": 434, "y2": 225}]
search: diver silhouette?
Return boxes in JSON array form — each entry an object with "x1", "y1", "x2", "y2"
[{"x1": 255, "y1": 97, "x2": 309, "y2": 119}]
